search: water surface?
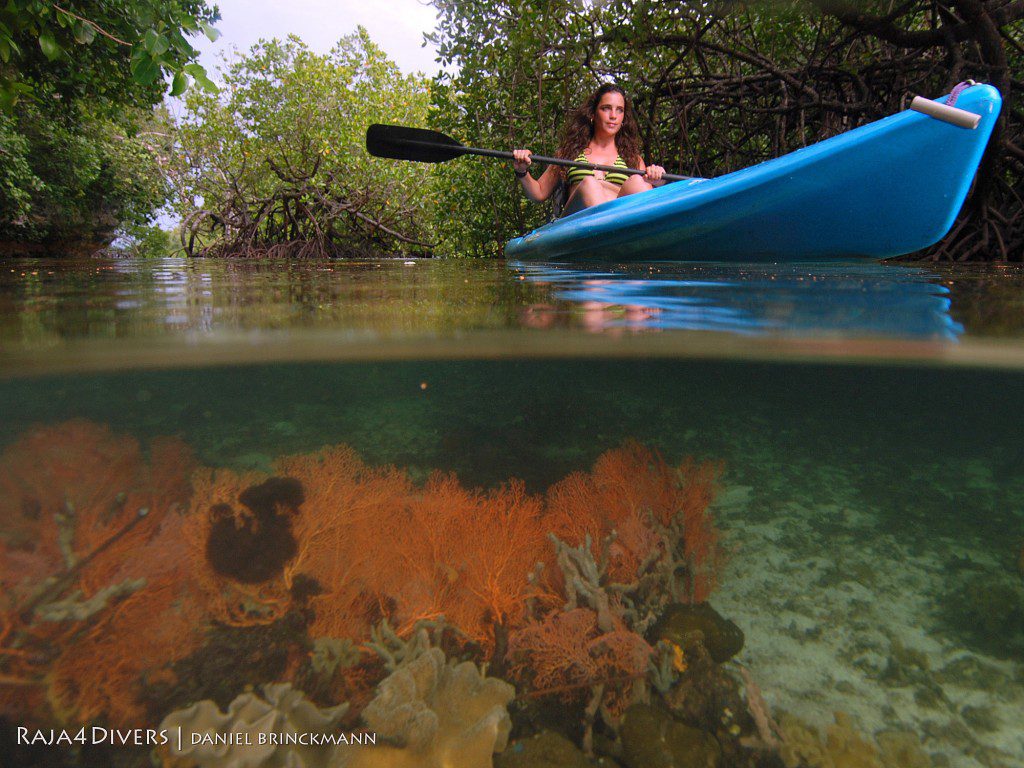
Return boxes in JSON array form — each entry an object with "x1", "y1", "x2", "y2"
[
  {"x1": 1, "y1": 257, "x2": 1022, "y2": 768},
  {"x1": 3, "y1": 257, "x2": 1024, "y2": 371}
]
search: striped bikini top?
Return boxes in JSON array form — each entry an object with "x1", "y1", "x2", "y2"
[{"x1": 566, "y1": 152, "x2": 630, "y2": 186}]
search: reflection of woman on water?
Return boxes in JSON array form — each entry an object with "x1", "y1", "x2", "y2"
[
  {"x1": 512, "y1": 83, "x2": 665, "y2": 215},
  {"x1": 520, "y1": 280, "x2": 662, "y2": 335}
]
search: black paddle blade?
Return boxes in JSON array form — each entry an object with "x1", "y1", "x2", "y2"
[{"x1": 365, "y1": 124, "x2": 466, "y2": 163}]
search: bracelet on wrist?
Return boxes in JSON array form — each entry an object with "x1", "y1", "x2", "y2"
[{"x1": 514, "y1": 169, "x2": 528, "y2": 179}]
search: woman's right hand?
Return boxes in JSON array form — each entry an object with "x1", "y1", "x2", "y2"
[{"x1": 512, "y1": 149, "x2": 532, "y2": 174}]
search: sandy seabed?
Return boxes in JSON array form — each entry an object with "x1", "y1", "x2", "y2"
[{"x1": 711, "y1": 484, "x2": 1024, "y2": 768}]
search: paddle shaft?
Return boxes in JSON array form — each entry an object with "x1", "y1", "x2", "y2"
[{"x1": 395, "y1": 137, "x2": 691, "y2": 181}]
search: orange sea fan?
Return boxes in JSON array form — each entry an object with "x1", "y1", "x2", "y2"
[
  {"x1": 0, "y1": 537, "x2": 60, "y2": 612},
  {"x1": 379, "y1": 474, "x2": 548, "y2": 648},
  {"x1": 374, "y1": 473, "x2": 475, "y2": 635},
  {"x1": 47, "y1": 576, "x2": 204, "y2": 727},
  {"x1": 545, "y1": 441, "x2": 680, "y2": 581},
  {"x1": 276, "y1": 446, "x2": 413, "y2": 641},
  {"x1": 0, "y1": 663, "x2": 48, "y2": 723},
  {"x1": 457, "y1": 478, "x2": 549, "y2": 636},
  {"x1": 308, "y1": 588, "x2": 381, "y2": 648},
  {"x1": 278, "y1": 445, "x2": 412, "y2": 589},
  {"x1": 509, "y1": 608, "x2": 603, "y2": 695},
  {"x1": 508, "y1": 607, "x2": 651, "y2": 717},
  {"x1": 0, "y1": 420, "x2": 142, "y2": 530},
  {"x1": 157, "y1": 438, "x2": 723, "y2": 679},
  {"x1": 0, "y1": 423, "x2": 203, "y2": 728},
  {"x1": 270, "y1": 446, "x2": 550, "y2": 653},
  {"x1": 677, "y1": 458, "x2": 723, "y2": 603},
  {"x1": 76, "y1": 436, "x2": 198, "y2": 594},
  {"x1": 544, "y1": 442, "x2": 723, "y2": 602},
  {"x1": 0, "y1": 420, "x2": 144, "y2": 593},
  {"x1": 0, "y1": 422, "x2": 199, "y2": 604}
]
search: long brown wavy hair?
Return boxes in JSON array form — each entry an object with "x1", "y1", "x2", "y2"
[{"x1": 556, "y1": 83, "x2": 644, "y2": 178}]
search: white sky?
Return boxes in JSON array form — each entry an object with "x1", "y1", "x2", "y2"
[{"x1": 192, "y1": 0, "x2": 442, "y2": 76}]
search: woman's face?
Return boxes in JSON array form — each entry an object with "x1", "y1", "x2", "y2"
[{"x1": 593, "y1": 91, "x2": 625, "y2": 138}]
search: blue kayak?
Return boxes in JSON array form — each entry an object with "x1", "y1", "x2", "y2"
[{"x1": 505, "y1": 84, "x2": 1002, "y2": 261}]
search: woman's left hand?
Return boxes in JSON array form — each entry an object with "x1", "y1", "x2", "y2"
[{"x1": 644, "y1": 165, "x2": 665, "y2": 182}]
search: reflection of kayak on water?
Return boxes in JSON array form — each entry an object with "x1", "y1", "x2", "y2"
[
  {"x1": 505, "y1": 84, "x2": 1001, "y2": 263},
  {"x1": 510, "y1": 261, "x2": 964, "y2": 340}
]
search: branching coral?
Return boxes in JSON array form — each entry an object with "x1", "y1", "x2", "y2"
[
  {"x1": 545, "y1": 441, "x2": 670, "y2": 584},
  {"x1": 76, "y1": 435, "x2": 199, "y2": 592},
  {"x1": 0, "y1": 423, "x2": 196, "y2": 603},
  {"x1": 508, "y1": 539, "x2": 653, "y2": 752},
  {"x1": 504, "y1": 443, "x2": 724, "y2": 752},
  {"x1": 0, "y1": 420, "x2": 144, "y2": 565},
  {"x1": 184, "y1": 440, "x2": 721, "y2": 679}
]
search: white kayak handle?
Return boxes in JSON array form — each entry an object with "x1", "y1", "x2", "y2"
[{"x1": 909, "y1": 96, "x2": 980, "y2": 129}]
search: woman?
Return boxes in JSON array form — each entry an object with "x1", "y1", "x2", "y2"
[{"x1": 512, "y1": 83, "x2": 665, "y2": 214}]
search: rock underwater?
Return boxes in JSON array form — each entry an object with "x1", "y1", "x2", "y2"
[{"x1": 648, "y1": 603, "x2": 744, "y2": 664}]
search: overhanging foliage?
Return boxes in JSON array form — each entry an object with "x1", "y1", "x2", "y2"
[{"x1": 429, "y1": 0, "x2": 1023, "y2": 260}]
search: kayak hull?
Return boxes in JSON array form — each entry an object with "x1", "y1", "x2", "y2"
[{"x1": 504, "y1": 85, "x2": 1002, "y2": 262}]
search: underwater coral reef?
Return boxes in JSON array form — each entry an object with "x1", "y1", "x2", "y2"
[{"x1": 0, "y1": 420, "x2": 944, "y2": 768}]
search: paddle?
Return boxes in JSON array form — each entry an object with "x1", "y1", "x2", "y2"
[{"x1": 366, "y1": 124, "x2": 692, "y2": 181}]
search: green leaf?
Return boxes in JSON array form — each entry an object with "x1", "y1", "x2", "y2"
[
  {"x1": 38, "y1": 29, "x2": 62, "y2": 60},
  {"x1": 144, "y1": 29, "x2": 169, "y2": 56},
  {"x1": 0, "y1": 84, "x2": 16, "y2": 111},
  {"x1": 72, "y1": 21, "x2": 96, "y2": 45},
  {"x1": 184, "y1": 62, "x2": 217, "y2": 91},
  {"x1": 131, "y1": 53, "x2": 161, "y2": 85},
  {"x1": 0, "y1": 79, "x2": 33, "y2": 110},
  {"x1": 170, "y1": 70, "x2": 189, "y2": 96},
  {"x1": 192, "y1": 70, "x2": 217, "y2": 93},
  {"x1": 201, "y1": 21, "x2": 221, "y2": 43},
  {"x1": 2, "y1": 35, "x2": 19, "y2": 60}
]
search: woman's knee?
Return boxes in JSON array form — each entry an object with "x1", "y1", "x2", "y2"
[
  {"x1": 619, "y1": 176, "x2": 652, "y2": 196},
  {"x1": 578, "y1": 176, "x2": 611, "y2": 205}
]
